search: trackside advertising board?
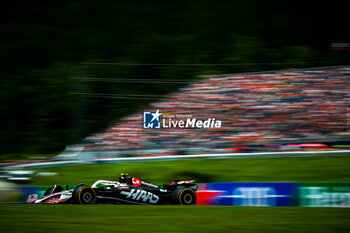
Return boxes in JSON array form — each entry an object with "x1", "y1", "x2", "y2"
[
  {"x1": 298, "y1": 183, "x2": 350, "y2": 207},
  {"x1": 197, "y1": 183, "x2": 297, "y2": 206}
]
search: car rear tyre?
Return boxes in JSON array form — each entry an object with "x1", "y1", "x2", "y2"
[
  {"x1": 172, "y1": 188, "x2": 196, "y2": 205},
  {"x1": 72, "y1": 184, "x2": 96, "y2": 204}
]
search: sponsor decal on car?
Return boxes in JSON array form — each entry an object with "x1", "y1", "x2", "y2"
[
  {"x1": 176, "y1": 180, "x2": 195, "y2": 185},
  {"x1": 141, "y1": 180, "x2": 159, "y2": 189},
  {"x1": 60, "y1": 192, "x2": 72, "y2": 201},
  {"x1": 132, "y1": 178, "x2": 141, "y2": 187},
  {"x1": 46, "y1": 198, "x2": 60, "y2": 204},
  {"x1": 120, "y1": 189, "x2": 160, "y2": 204}
]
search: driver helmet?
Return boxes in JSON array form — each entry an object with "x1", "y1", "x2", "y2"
[{"x1": 119, "y1": 173, "x2": 129, "y2": 183}]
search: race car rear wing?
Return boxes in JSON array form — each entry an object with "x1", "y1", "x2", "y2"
[
  {"x1": 171, "y1": 180, "x2": 196, "y2": 185},
  {"x1": 164, "y1": 180, "x2": 198, "y2": 191}
]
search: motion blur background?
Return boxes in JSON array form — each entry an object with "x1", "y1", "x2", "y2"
[
  {"x1": 1, "y1": 2, "x2": 350, "y2": 232},
  {"x1": 0, "y1": 0, "x2": 349, "y2": 160}
]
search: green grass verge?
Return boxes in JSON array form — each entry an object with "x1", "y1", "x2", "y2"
[
  {"x1": 27, "y1": 155, "x2": 350, "y2": 186},
  {"x1": 0, "y1": 205, "x2": 349, "y2": 233}
]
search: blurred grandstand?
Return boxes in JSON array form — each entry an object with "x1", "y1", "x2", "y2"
[{"x1": 65, "y1": 66, "x2": 350, "y2": 159}]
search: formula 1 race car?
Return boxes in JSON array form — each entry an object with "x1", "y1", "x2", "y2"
[{"x1": 26, "y1": 174, "x2": 198, "y2": 205}]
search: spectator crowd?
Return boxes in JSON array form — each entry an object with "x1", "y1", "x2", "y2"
[{"x1": 81, "y1": 67, "x2": 350, "y2": 156}]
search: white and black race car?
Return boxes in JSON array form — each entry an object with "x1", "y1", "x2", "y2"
[{"x1": 26, "y1": 174, "x2": 198, "y2": 205}]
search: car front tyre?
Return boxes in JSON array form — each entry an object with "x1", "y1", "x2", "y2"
[{"x1": 72, "y1": 184, "x2": 96, "y2": 204}]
